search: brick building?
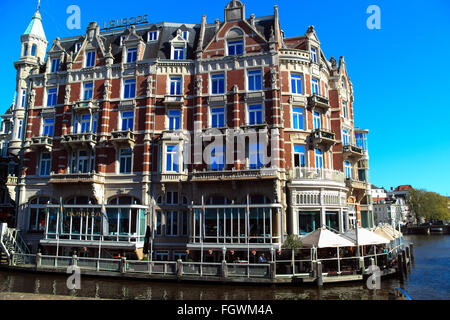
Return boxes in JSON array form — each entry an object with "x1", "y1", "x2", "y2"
[{"x1": 2, "y1": 0, "x2": 372, "y2": 261}]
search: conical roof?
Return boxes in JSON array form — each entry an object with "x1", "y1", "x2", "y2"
[{"x1": 24, "y1": 9, "x2": 46, "y2": 41}]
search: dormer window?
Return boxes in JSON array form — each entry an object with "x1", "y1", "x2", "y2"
[
  {"x1": 147, "y1": 31, "x2": 159, "y2": 42},
  {"x1": 173, "y1": 47, "x2": 185, "y2": 60},
  {"x1": 85, "y1": 51, "x2": 95, "y2": 68},
  {"x1": 50, "y1": 58, "x2": 60, "y2": 73},
  {"x1": 182, "y1": 31, "x2": 189, "y2": 40},
  {"x1": 226, "y1": 28, "x2": 244, "y2": 56},
  {"x1": 126, "y1": 48, "x2": 137, "y2": 63}
]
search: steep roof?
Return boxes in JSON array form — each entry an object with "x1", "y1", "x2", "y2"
[{"x1": 24, "y1": 9, "x2": 46, "y2": 41}]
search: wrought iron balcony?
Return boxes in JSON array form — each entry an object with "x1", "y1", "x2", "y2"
[
  {"x1": 190, "y1": 168, "x2": 279, "y2": 182},
  {"x1": 163, "y1": 94, "x2": 184, "y2": 106},
  {"x1": 60, "y1": 133, "x2": 97, "y2": 149},
  {"x1": 289, "y1": 167, "x2": 345, "y2": 183},
  {"x1": 310, "y1": 128, "x2": 336, "y2": 150},
  {"x1": 308, "y1": 94, "x2": 330, "y2": 111},
  {"x1": 110, "y1": 130, "x2": 135, "y2": 149},
  {"x1": 343, "y1": 144, "x2": 364, "y2": 161},
  {"x1": 49, "y1": 172, "x2": 105, "y2": 184},
  {"x1": 29, "y1": 136, "x2": 53, "y2": 151}
]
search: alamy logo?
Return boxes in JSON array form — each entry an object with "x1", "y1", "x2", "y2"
[
  {"x1": 366, "y1": 5, "x2": 381, "y2": 30},
  {"x1": 366, "y1": 265, "x2": 381, "y2": 290},
  {"x1": 66, "y1": 265, "x2": 81, "y2": 290},
  {"x1": 66, "y1": 5, "x2": 81, "y2": 30}
]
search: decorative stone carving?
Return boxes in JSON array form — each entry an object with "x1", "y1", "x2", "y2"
[
  {"x1": 103, "y1": 80, "x2": 111, "y2": 100},
  {"x1": 146, "y1": 77, "x2": 153, "y2": 97},
  {"x1": 232, "y1": 84, "x2": 239, "y2": 94},
  {"x1": 270, "y1": 68, "x2": 277, "y2": 88},
  {"x1": 64, "y1": 85, "x2": 71, "y2": 105},
  {"x1": 29, "y1": 89, "x2": 36, "y2": 108},
  {"x1": 195, "y1": 75, "x2": 203, "y2": 95}
]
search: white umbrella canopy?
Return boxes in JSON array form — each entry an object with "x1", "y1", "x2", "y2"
[
  {"x1": 301, "y1": 227, "x2": 355, "y2": 248},
  {"x1": 373, "y1": 226, "x2": 395, "y2": 241},
  {"x1": 344, "y1": 227, "x2": 390, "y2": 245},
  {"x1": 381, "y1": 224, "x2": 402, "y2": 238}
]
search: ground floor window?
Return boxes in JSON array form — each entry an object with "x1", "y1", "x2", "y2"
[
  {"x1": 154, "y1": 251, "x2": 169, "y2": 261},
  {"x1": 29, "y1": 208, "x2": 46, "y2": 232},
  {"x1": 298, "y1": 211, "x2": 320, "y2": 235}
]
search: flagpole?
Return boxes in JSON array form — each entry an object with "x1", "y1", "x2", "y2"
[{"x1": 57, "y1": 197, "x2": 62, "y2": 259}]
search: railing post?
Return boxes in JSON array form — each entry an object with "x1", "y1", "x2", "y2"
[
  {"x1": 221, "y1": 261, "x2": 228, "y2": 278},
  {"x1": 270, "y1": 261, "x2": 276, "y2": 280},
  {"x1": 359, "y1": 257, "x2": 365, "y2": 274},
  {"x1": 177, "y1": 259, "x2": 183, "y2": 278},
  {"x1": 72, "y1": 254, "x2": 78, "y2": 267},
  {"x1": 121, "y1": 257, "x2": 127, "y2": 274},
  {"x1": 316, "y1": 261, "x2": 323, "y2": 287},
  {"x1": 9, "y1": 250, "x2": 15, "y2": 266},
  {"x1": 36, "y1": 252, "x2": 42, "y2": 268}
]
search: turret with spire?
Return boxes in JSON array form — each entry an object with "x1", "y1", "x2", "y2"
[{"x1": 19, "y1": 0, "x2": 47, "y2": 63}]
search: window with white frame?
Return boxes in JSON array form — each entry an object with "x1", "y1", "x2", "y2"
[
  {"x1": 313, "y1": 111, "x2": 321, "y2": 130},
  {"x1": 147, "y1": 31, "x2": 158, "y2": 42},
  {"x1": 42, "y1": 118, "x2": 54, "y2": 137},
  {"x1": 248, "y1": 104, "x2": 263, "y2": 125},
  {"x1": 85, "y1": 51, "x2": 96, "y2": 68},
  {"x1": 165, "y1": 145, "x2": 179, "y2": 172},
  {"x1": 75, "y1": 43, "x2": 81, "y2": 53},
  {"x1": 119, "y1": 148, "x2": 132, "y2": 174},
  {"x1": 39, "y1": 152, "x2": 51, "y2": 176},
  {"x1": 83, "y1": 82, "x2": 93, "y2": 100},
  {"x1": 248, "y1": 70, "x2": 262, "y2": 91},
  {"x1": 311, "y1": 78, "x2": 320, "y2": 95},
  {"x1": 80, "y1": 114, "x2": 91, "y2": 133},
  {"x1": 165, "y1": 211, "x2": 178, "y2": 236},
  {"x1": 17, "y1": 120, "x2": 23, "y2": 139},
  {"x1": 92, "y1": 114, "x2": 98, "y2": 133},
  {"x1": 71, "y1": 150, "x2": 93, "y2": 173},
  {"x1": 228, "y1": 40, "x2": 244, "y2": 56},
  {"x1": 20, "y1": 89, "x2": 27, "y2": 108},
  {"x1": 294, "y1": 145, "x2": 306, "y2": 168},
  {"x1": 123, "y1": 79, "x2": 136, "y2": 99},
  {"x1": 169, "y1": 77, "x2": 182, "y2": 95},
  {"x1": 311, "y1": 47, "x2": 317, "y2": 63},
  {"x1": 182, "y1": 31, "x2": 189, "y2": 40},
  {"x1": 344, "y1": 161, "x2": 352, "y2": 179},
  {"x1": 126, "y1": 47, "x2": 137, "y2": 63},
  {"x1": 47, "y1": 88, "x2": 57, "y2": 107},
  {"x1": 210, "y1": 107, "x2": 225, "y2": 128},
  {"x1": 121, "y1": 111, "x2": 134, "y2": 131},
  {"x1": 292, "y1": 107, "x2": 304, "y2": 130},
  {"x1": 315, "y1": 148, "x2": 323, "y2": 170},
  {"x1": 168, "y1": 109, "x2": 181, "y2": 130},
  {"x1": 31, "y1": 44, "x2": 37, "y2": 57},
  {"x1": 23, "y1": 44, "x2": 28, "y2": 57},
  {"x1": 342, "y1": 101, "x2": 349, "y2": 119},
  {"x1": 211, "y1": 74, "x2": 225, "y2": 94},
  {"x1": 291, "y1": 74, "x2": 303, "y2": 94},
  {"x1": 342, "y1": 129, "x2": 350, "y2": 146},
  {"x1": 51, "y1": 58, "x2": 60, "y2": 73},
  {"x1": 173, "y1": 47, "x2": 185, "y2": 60}
]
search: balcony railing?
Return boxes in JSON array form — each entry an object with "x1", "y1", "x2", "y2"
[
  {"x1": 343, "y1": 144, "x2": 364, "y2": 160},
  {"x1": 152, "y1": 172, "x2": 189, "y2": 182},
  {"x1": 311, "y1": 128, "x2": 336, "y2": 150},
  {"x1": 345, "y1": 178, "x2": 367, "y2": 190},
  {"x1": 61, "y1": 133, "x2": 97, "y2": 149},
  {"x1": 73, "y1": 100, "x2": 99, "y2": 112},
  {"x1": 30, "y1": 136, "x2": 53, "y2": 150},
  {"x1": 49, "y1": 172, "x2": 105, "y2": 184},
  {"x1": 110, "y1": 130, "x2": 135, "y2": 148},
  {"x1": 308, "y1": 94, "x2": 330, "y2": 110},
  {"x1": 191, "y1": 168, "x2": 279, "y2": 181},
  {"x1": 290, "y1": 167, "x2": 345, "y2": 183},
  {"x1": 163, "y1": 94, "x2": 184, "y2": 106}
]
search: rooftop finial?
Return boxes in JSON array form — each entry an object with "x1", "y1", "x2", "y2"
[{"x1": 37, "y1": 0, "x2": 41, "y2": 11}]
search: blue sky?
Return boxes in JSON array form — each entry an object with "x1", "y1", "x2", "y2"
[{"x1": 1, "y1": 0, "x2": 449, "y2": 196}]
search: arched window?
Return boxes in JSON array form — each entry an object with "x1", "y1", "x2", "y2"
[
  {"x1": 227, "y1": 28, "x2": 244, "y2": 56},
  {"x1": 206, "y1": 196, "x2": 232, "y2": 205},
  {"x1": 23, "y1": 44, "x2": 28, "y2": 57},
  {"x1": 65, "y1": 196, "x2": 97, "y2": 205},
  {"x1": 31, "y1": 44, "x2": 37, "y2": 57},
  {"x1": 108, "y1": 196, "x2": 140, "y2": 205}
]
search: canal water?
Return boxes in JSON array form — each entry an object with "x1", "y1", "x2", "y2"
[{"x1": 0, "y1": 235, "x2": 448, "y2": 300}]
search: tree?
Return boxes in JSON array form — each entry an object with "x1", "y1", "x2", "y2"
[
  {"x1": 408, "y1": 189, "x2": 450, "y2": 222},
  {"x1": 282, "y1": 235, "x2": 303, "y2": 268}
]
